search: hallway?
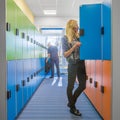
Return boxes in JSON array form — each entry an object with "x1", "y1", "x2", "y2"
[{"x1": 16, "y1": 75, "x2": 102, "y2": 120}]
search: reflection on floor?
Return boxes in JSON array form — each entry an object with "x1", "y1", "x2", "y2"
[{"x1": 16, "y1": 75, "x2": 102, "y2": 120}]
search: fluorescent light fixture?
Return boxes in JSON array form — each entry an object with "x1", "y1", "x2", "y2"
[{"x1": 43, "y1": 10, "x2": 56, "y2": 15}]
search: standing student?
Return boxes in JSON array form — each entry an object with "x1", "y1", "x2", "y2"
[
  {"x1": 62, "y1": 20, "x2": 86, "y2": 116},
  {"x1": 47, "y1": 42, "x2": 60, "y2": 78}
]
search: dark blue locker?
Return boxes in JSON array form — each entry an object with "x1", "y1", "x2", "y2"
[
  {"x1": 23, "y1": 60, "x2": 29, "y2": 105},
  {"x1": 40, "y1": 58, "x2": 45, "y2": 76},
  {"x1": 80, "y1": 4, "x2": 101, "y2": 60},
  {"x1": 31, "y1": 59, "x2": 36, "y2": 92},
  {"x1": 24, "y1": 59, "x2": 31, "y2": 100},
  {"x1": 16, "y1": 60, "x2": 23, "y2": 114},
  {"x1": 37, "y1": 58, "x2": 43, "y2": 84},
  {"x1": 7, "y1": 61, "x2": 16, "y2": 120},
  {"x1": 29, "y1": 59, "x2": 34, "y2": 94},
  {"x1": 102, "y1": 4, "x2": 111, "y2": 60}
]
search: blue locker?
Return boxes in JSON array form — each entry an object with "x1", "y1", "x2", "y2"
[
  {"x1": 23, "y1": 60, "x2": 29, "y2": 105},
  {"x1": 80, "y1": 4, "x2": 101, "y2": 60},
  {"x1": 25, "y1": 59, "x2": 31, "y2": 100},
  {"x1": 79, "y1": 4, "x2": 111, "y2": 60},
  {"x1": 40, "y1": 58, "x2": 45, "y2": 76},
  {"x1": 16, "y1": 60, "x2": 23, "y2": 114},
  {"x1": 102, "y1": 4, "x2": 111, "y2": 60},
  {"x1": 7, "y1": 61, "x2": 16, "y2": 120},
  {"x1": 31, "y1": 59, "x2": 36, "y2": 92}
]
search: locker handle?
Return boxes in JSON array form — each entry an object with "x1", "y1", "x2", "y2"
[
  {"x1": 22, "y1": 32, "x2": 25, "y2": 39},
  {"x1": 101, "y1": 26, "x2": 104, "y2": 35},
  {"x1": 31, "y1": 38, "x2": 33, "y2": 43},
  {"x1": 80, "y1": 29, "x2": 84, "y2": 36},
  {"x1": 94, "y1": 81, "x2": 98, "y2": 88},
  {"x1": 22, "y1": 80, "x2": 25, "y2": 86},
  {"x1": 27, "y1": 77, "x2": 30, "y2": 82},
  {"x1": 101, "y1": 85, "x2": 104, "y2": 94},
  {"x1": 7, "y1": 90, "x2": 11, "y2": 99},
  {"x1": 31, "y1": 75, "x2": 33, "y2": 79},
  {"x1": 89, "y1": 78, "x2": 92, "y2": 83},
  {"x1": 15, "y1": 28, "x2": 19, "y2": 36},
  {"x1": 34, "y1": 72, "x2": 36, "y2": 77},
  {"x1": 16, "y1": 84, "x2": 20, "y2": 92},
  {"x1": 6, "y1": 22, "x2": 11, "y2": 31},
  {"x1": 27, "y1": 35, "x2": 29, "y2": 41}
]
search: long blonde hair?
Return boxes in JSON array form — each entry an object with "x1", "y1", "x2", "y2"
[{"x1": 66, "y1": 20, "x2": 79, "y2": 43}]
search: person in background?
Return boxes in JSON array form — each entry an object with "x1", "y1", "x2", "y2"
[
  {"x1": 62, "y1": 20, "x2": 87, "y2": 116},
  {"x1": 46, "y1": 42, "x2": 60, "y2": 78}
]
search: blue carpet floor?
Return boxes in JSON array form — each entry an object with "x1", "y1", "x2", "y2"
[{"x1": 16, "y1": 75, "x2": 102, "y2": 120}]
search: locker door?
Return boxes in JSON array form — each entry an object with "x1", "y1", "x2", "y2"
[
  {"x1": 6, "y1": 0, "x2": 16, "y2": 60},
  {"x1": 79, "y1": 4, "x2": 101, "y2": 60},
  {"x1": 16, "y1": 60, "x2": 23, "y2": 114},
  {"x1": 16, "y1": 5, "x2": 23, "y2": 60},
  {"x1": 102, "y1": 4, "x2": 111, "y2": 60},
  {"x1": 7, "y1": 61, "x2": 16, "y2": 120},
  {"x1": 23, "y1": 60, "x2": 28, "y2": 105}
]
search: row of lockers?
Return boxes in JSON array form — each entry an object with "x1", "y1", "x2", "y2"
[
  {"x1": 85, "y1": 60, "x2": 111, "y2": 120},
  {"x1": 7, "y1": 58, "x2": 45, "y2": 120},
  {"x1": 6, "y1": 0, "x2": 46, "y2": 60},
  {"x1": 6, "y1": 30, "x2": 46, "y2": 60}
]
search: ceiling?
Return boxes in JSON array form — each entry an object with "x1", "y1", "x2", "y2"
[
  {"x1": 24, "y1": 0, "x2": 103, "y2": 18},
  {"x1": 24, "y1": 0, "x2": 103, "y2": 35}
]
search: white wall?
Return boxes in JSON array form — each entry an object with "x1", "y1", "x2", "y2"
[
  {"x1": 0, "y1": 0, "x2": 7, "y2": 120},
  {"x1": 34, "y1": 16, "x2": 78, "y2": 29},
  {"x1": 112, "y1": 0, "x2": 120, "y2": 119}
]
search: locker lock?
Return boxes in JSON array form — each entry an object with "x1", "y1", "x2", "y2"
[
  {"x1": 31, "y1": 75, "x2": 33, "y2": 79},
  {"x1": 101, "y1": 85, "x2": 104, "y2": 94},
  {"x1": 16, "y1": 84, "x2": 20, "y2": 92},
  {"x1": 7, "y1": 90, "x2": 11, "y2": 100},
  {"x1": 101, "y1": 26, "x2": 104, "y2": 35},
  {"x1": 89, "y1": 78, "x2": 92, "y2": 83},
  {"x1": 80, "y1": 29, "x2": 84, "y2": 36},
  {"x1": 94, "y1": 81, "x2": 98, "y2": 88},
  {"x1": 15, "y1": 28, "x2": 19, "y2": 36},
  {"x1": 22, "y1": 80, "x2": 25, "y2": 86},
  {"x1": 6, "y1": 23, "x2": 11, "y2": 31},
  {"x1": 27, "y1": 77, "x2": 30, "y2": 82}
]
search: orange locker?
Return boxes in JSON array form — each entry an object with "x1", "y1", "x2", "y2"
[
  {"x1": 102, "y1": 61, "x2": 112, "y2": 120},
  {"x1": 85, "y1": 60, "x2": 91, "y2": 98},
  {"x1": 89, "y1": 60, "x2": 96, "y2": 105},
  {"x1": 94, "y1": 60, "x2": 103, "y2": 115}
]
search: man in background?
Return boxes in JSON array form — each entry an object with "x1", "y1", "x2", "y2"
[{"x1": 46, "y1": 42, "x2": 60, "y2": 78}]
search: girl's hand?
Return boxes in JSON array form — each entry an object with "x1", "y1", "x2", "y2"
[{"x1": 74, "y1": 41, "x2": 81, "y2": 48}]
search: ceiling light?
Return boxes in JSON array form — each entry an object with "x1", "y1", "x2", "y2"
[{"x1": 43, "y1": 10, "x2": 56, "y2": 15}]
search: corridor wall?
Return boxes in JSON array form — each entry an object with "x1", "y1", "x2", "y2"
[
  {"x1": 79, "y1": 3, "x2": 112, "y2": 120},
  {"x1": 6, "y1": 0, "x2": 46, "y2": 120}
]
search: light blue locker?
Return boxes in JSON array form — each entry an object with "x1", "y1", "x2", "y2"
[
  {"x1": 80, "y1": 4, "x2": 101, "y2": 60},
  {"x1": 79, "y1": 4, "x2": 111, "y2": 60},
  {"x1": 39, "y1": 58, "x2": 45, "y2": 77},
  {"x1": 7, "y1": 61, "x2": 16, "y2": 120},
  {"x1": 102, "y1": 4, "x2": 111, "y2": 60},
  {"x1": 16, "y1": 60, "x2": 23, "y2": 114},
  {"x1": 23, "y1": 60, "x2": 29, "y2": 105}
]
